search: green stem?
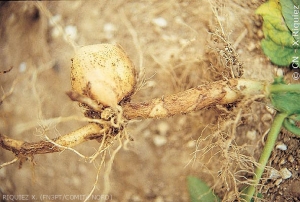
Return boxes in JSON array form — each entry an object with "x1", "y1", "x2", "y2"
[
  {"x1": 269, "y1": 84, "x2": 300, "y2": 93},
  {"x1": 289, "y1": 114, "x2": 300, "y2": 121},
  {"x1": 283, "y1": 118, "x2": 300, "y2": 136},
  {"x1": 243, "y1": 113, "x2": 287, "y2": 202}
]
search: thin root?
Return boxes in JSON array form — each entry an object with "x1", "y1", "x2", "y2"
[{"x1": 0, "y1": 157, "x2": 19, "y2": 169}]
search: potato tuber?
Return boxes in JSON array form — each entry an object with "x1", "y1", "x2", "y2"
[{"x1": 71, "y1": 44, "x2": 136, "y2": 107}]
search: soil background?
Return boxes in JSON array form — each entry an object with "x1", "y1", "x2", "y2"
[{"x1": 0, "y1": 1, "x2": 299, "y2": 202}]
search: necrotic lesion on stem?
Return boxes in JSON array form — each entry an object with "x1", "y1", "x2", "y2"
[
  {"x1": 0, "y1": 123, "x2": 103, "y2": 156},
  {"x1": 123, "y1": 79, "x2": 268, "y2": 119},
  {"x1": 0, "y1": 79, "x2": 268, "y2": 157}
]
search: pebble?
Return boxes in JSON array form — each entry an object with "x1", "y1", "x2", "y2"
[
  {"x1": 145, "y1": 80, "x2": 156, "y2": 88},
  {"x1": 186, "y1": 140, "x2": 196, "y2": 148},
  {"x1": 279, "y1": 158, "x2": 286, "y2": 165},
  {"x1": 51, "y1": 27, "x2": 61, "y2": 39},
  {"x1": 103, "y1": 22, "x2": 116, "y2": 39},
  {"x1": 275, "y1": 178, "x2": 283, "y2": 186},
  {"x1": 49, "y1": 15, "x2": 62, "y2": 39},
  {"x1": 177, "y1": 116, "x2": 187, "y2": 127},
  {"x1": 247, "y1": 42, "x2": 256, "y2": 51},
  {"x1": 257, "y1": 30, "x2": 264, "y2": 39},
  {"x1": 72, "y1": 176, "x2": 81, "y2": 187},
  {"x1": 280, "y1": 168, "x2": 292, "y2": 179},
  {"x1": 275, "y1": 68, "x2": 284, "y2": 77},
  {"x1": 143, "y1": 129, "x2": 151, "y2": 138},
  {"x1": 103, "y1": 23, "x2": 116, "y2": 32},
  {"x1": 49, "y1": 14, "x2": 62, "y2": 26},
  {"x1": 19, "y1": 62, "x2": 27, "y2": 72},
  {"x1": 153, "y1": 135, "x2": 167, "y2": 147},
  {"x1": 246, "y1": 130, "x2": 257, "y2": 141},
  {"x1": 269, "y1": 168, "x2": 281, "y2": 179},
  {"x1": 157, "y1": 121, "x2": 169, "y2": 136},
  {"x1": 288, "y1": 155, "x2": 295, "y2": 163},
  {"x1": 65, "y1": 25, "x2": 78, "y2": 40},
  {"x1": 152, "y1": 17, "x2": 168, "y2": 28},
  {"x1": 276, "y1": 143, "x2": 287, "y2": 151}
]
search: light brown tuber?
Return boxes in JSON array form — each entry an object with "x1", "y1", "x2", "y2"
[{"x1": 71, "y1": 44, "x2": 136, "y2": 108}]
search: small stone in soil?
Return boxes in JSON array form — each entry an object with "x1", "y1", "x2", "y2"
[
  {"x1": 153, "y1": 135, "x2": 167, "y2": 147},
  {"x1": 280, "y1": 168, "x2": 292, "y2": 179}
]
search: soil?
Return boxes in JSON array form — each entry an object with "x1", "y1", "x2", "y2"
[{"x1": 0, "y1": 1, "x2": 299, "y2": 202}]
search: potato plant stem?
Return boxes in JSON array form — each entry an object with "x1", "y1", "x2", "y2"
[
  {"x1": 0, "y1": 79, "x2": 268, "y2": 158},
  {"x1": 243, "y1": 113, "x2": 287, "y2": 202},
  {"x1": 269, "y1": 83, "x2": 300, "y2": 93},
  {"x1": 0, "y1": 123, "x2": 103, "y2": 156},
  {"x1": 123, "y1": 79, "x2": 268, "y2": 119}
]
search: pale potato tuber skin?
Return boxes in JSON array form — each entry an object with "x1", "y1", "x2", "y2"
[{"x1": 71, "y1": 44, "x2": 136, "y2": 107}]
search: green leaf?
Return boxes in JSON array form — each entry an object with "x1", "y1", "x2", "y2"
[
  {"x1": 293, "y1": 0, "x2": 300, "y2": 5},
  {"x1": 187, "y1": 176, "x2": 220, "y2": 202},
  {"x1": 262, "y1": 20, "x2": 295, "y2": 48},
  {"x1": 270, "y1": 90, "x2": 300, "y2": 115},
  {"x1": 261, "y1": 38, "x2": 296, "y2": 66},
  {"x1": 256, "y1": 0, "x2": 300, "y2": 66},
  {"x1": 280, "y1": 0, "x2": 300, "y2": 38},
  {"x1": 256, "y1": 0, "x2": 288, "y2": 32},
  {"x1": 269, "y1": 78, "x2": 300, "y2": 115}
]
